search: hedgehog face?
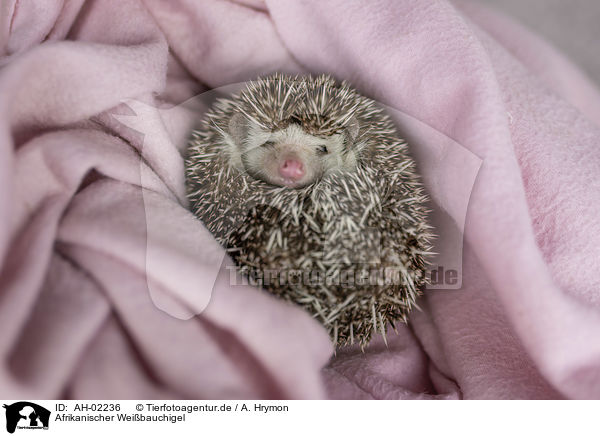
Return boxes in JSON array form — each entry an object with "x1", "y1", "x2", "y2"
[{"x1": 227, "y1": 115, "x2": 357, "y2": 188}]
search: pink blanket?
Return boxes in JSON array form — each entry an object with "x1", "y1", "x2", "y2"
[{"x1": 2, "y1": 0, "x2": 600, "y2": 399}]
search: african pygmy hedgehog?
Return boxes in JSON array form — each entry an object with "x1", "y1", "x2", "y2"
[{"x1": 185, "y1": 73, "x2": 433, "y2": 348}]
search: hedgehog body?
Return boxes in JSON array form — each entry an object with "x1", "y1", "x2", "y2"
[{"x1": 185, "y1": 74, "x2": 433, "y2": 347}]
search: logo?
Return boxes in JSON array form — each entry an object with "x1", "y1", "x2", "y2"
[{"x1": 3, "y1": 402, "x2": 50, "y2": 434}]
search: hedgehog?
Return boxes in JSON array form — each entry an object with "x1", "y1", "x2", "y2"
[{"x1": 185, "y1": 73, "x2": 433, "y2": 348}]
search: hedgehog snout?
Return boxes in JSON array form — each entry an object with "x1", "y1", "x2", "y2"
[{"x1": 279, "y1": 157, "x2": 305, "y2": 182}]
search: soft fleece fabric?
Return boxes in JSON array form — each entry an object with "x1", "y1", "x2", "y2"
[{"x1": 1, "y1": 0, "x2": 600, "y2": 399}]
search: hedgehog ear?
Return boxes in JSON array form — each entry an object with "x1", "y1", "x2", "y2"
[
  {"x1": 228, "y1": 113, "x2": 250, "y2": 147},
  {"x1": 344, "y1": 116, "x2": 360, "y2": 142}
]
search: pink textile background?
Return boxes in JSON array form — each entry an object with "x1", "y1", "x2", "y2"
[{"x1": 1, "y1": 0, "x2": 600, "y2": 399}]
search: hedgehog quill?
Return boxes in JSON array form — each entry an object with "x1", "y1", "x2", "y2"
[{"x1": 185, "y1": 73, "x2": 433, "y2": 348}]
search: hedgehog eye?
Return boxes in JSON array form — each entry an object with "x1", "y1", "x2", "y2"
[
  {"x1": 317, "y1": 145, "x2": 329, "y2": 154},
  {"x1": 289, "y1": 115, "x2": 302, "y2": 125},
  {"x1": 262, "y1": 140, "x2": 276, "y2": 148}
]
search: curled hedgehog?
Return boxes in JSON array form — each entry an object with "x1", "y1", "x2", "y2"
[{"x1": 185, "y1": 73, "x2": 433, "y2": 348}]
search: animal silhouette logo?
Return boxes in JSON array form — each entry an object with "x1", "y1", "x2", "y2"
[{"x1": 2, "y1": 402, "x2": 50, "y2": 433}]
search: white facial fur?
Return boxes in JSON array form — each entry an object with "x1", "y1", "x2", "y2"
[{"x1": 225, "y1": 117, "x2": 358, "y2": 188}]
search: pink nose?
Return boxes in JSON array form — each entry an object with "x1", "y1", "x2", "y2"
[{"x1": 279, "y1": 158, "x2": 305, "y2": 181}]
